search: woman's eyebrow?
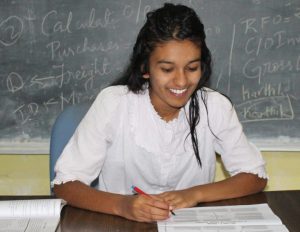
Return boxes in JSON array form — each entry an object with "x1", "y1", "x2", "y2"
[
  {"x1": 188, "y1": 58, "x2": 201, "y2": 64},
  {"x1": 157, "y1": 60, "x2": 173, "y2": 64},
  {"x1": 157, "y1": 58, "x2": 201, "y2": 65}
]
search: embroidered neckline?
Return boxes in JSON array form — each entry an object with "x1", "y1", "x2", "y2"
[
  {"x1": 128, "y1": 88, "x2": 188, "y2": 154},
  {"x1": 144, "y1": 88, "x2": 185, "y2": 127}
]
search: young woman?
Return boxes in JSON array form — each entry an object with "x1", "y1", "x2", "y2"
[{"x1": 53, "y1": 3, "x2": 267, "y2": 222}]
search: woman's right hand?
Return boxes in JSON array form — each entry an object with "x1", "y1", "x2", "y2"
[{"x1": 117, "y1": 194, "x2": 171, "y2": 222}]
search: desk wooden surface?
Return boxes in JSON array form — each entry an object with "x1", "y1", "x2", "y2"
[
  {"x1": 59, "y1": 190, "x2": 300, "y2": 232},
  {"x1": 1, "y1": 190, "x2": 299, "y2": 232}
]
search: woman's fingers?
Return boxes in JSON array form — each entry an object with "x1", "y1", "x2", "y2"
[
  {"x1": 123, "y1": 195, "x2": 169, "y2": 222},
  {"x1": 156, "y1": 189, "x2": 198, "y2": 209},
  {"x1": 143, "y1": 195, "x2": 170, "y2": 218}
]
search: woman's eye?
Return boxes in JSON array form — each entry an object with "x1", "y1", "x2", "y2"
[
  {"x1": 186, "y1": 66, "x2": 199, "y2": 72},
  {"x1": 161, "y1": 68, "x2": 173, "y2": 73}
]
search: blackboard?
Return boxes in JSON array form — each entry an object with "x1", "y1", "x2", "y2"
[{"x1": 1, "y1": 0, "x2": 299, "y2": 153}]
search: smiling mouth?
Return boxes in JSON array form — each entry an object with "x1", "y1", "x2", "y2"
[{"x1": 169, "y1": 88, "x2": 187, "y2": 95}]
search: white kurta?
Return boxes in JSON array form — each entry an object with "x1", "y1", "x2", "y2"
[{"x1": 52, "y1": 86, "x2": 267, "y2": 194}]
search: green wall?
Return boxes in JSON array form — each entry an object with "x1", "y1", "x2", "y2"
[{"x1": 0, "y1": 152, "x2": 299, "y2": 195}]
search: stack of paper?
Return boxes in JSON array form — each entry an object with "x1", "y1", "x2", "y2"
[
  {"x1": 157, "y1": 204, "x2": 289, "y2": 232},
  {"x1": 0, "y1": 199, "x2": 64, "y2": 232}
]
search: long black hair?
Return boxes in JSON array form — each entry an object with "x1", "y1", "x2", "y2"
[{"x1": 112, "y1": 3, "x2": 212, "y2": 167}]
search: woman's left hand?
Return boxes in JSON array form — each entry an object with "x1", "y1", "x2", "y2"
[{"x1": 156, "y1": 188, "x2": 199, "y2": 210}]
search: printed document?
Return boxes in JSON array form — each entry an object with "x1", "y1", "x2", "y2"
[
  {"x1": 0, "y1": 199, "x2": 64, "y2": 232},
  {"x1": 157, "y1": 204, "x2": 289, "y2": 232}
]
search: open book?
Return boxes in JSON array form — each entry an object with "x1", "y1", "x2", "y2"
[
  {"x1": 157, "y1": 203, "x2": 289, "y2": 232},
  {"x1": 0, "y1": 199, "x2": 64, "y2": 232}
]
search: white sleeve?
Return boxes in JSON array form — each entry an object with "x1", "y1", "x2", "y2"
[
  {"x1": 51, "y1": 87, "x2": 123, "y2": 186},
  {"x1": 209, "y1": 93, "x2": 268, "y2": 179}
]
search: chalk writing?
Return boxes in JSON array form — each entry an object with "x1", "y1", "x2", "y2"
[
  {"x1": 135, "y1": 0, "x2": 152, "y2": 24},
  {"x1": 0, "y1": 15, "x2": 23, "y2": 46},
  {"x1": 42, "y1": 10, "x2": 72, "y2": 36},
  {"x1": 236, "y1": 96, "x2": 294, "y2": 123},
  {"x1": 42, "y1": 8, "x2": 119, "y2": 37},
  {"x1": 76, "y1": 8, "x2": 118, "y2": 30},
  {"x1": 242, "y1": 57, "x2": 299, "y2": 84},
  {"x1": 46, "y1": 38, "x2": 120, "y2": 61},
  {"x1": 6, "y1": 72, "x2": 24, "y2": 93},
  {"x1": 240, "y1": 12, "x2": 298, "y2": 34},
  {"x1": 245, "y1": 31, "x2": 300, "y2": 56},
  {"x1": 1, "y1": 0, "x2": 299, "y2": 151},
  {"x1": 241, "y1": 83, "x2": 283, "y2": 101},
  {"x1": 13, "y1": 103, "x2": 39, "y2": 125}
]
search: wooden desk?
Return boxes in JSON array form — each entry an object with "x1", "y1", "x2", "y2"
[
  {"x1": 57, "y1": 190, "x2": 300, "y2": 232},
  {"x1": 1, "y1": 191, "x2": 299, "y2": 231}
]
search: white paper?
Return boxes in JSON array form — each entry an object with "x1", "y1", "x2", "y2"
[
  {"x1": 0, "y1": 199, "x2": 63, "y2": 232},
  {"x1": 157, "y1": 204, "x2": 289, "y2": 232},
  {"x1": 158, "y1": 224, "x2": 289, "y2": 232}
]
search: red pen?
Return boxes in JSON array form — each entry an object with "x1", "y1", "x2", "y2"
[{"x1": 131, "y1": 185, "x2": 176, "y2": 216}]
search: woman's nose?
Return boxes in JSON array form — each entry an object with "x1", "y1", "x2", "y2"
[{"x1": 174, "y1": 70, "x2": 187, "y2": 87}]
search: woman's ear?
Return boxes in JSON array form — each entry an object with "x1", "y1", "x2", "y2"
[
  {"x1": 143, "y1": 73, "x2": 150, "y2": 79},
  {"x1": 141, "y1": 63, "x2": 150, "y2": 79}
]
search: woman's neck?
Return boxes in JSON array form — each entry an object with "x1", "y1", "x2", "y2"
[
  {"x1": 148, "y1": 87, "x2": 182, "y2": 122},
  {"x1": 157, "y1": 108, "x2": 180, "y2": 122}
]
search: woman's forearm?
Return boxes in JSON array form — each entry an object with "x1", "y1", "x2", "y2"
[
  {"x1": 53, "y1": 181, "x2": 125, "y2": 216},
  {"x1": 191, "y1": 173, "x2": 267, "y2": 203},
  {"x1": 53, "y1": 181, "x2": 171, "y2": 222}
]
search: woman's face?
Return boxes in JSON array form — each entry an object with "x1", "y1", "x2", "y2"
[{"x1": 144, "y1": 39, "x2": 202, "y2": 121}]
